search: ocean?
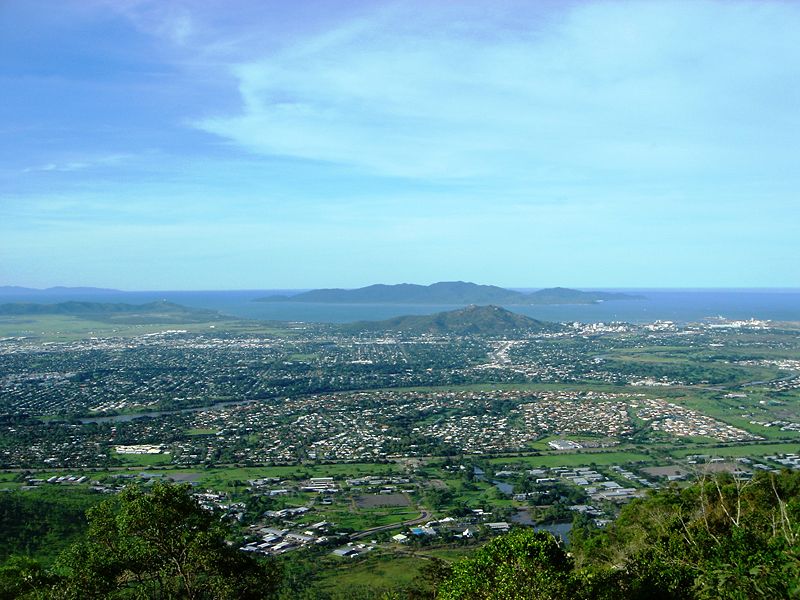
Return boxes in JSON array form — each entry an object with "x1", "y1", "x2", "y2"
[{"x1": 1, "y1": 289, "x2": 799, "y2": 324}]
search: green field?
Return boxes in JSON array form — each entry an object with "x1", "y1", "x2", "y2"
[
  {"x1": 322, "y1": 504, "x2": 421, "y2": 531},
  {"x1": 669, "y1": 442, "x2": 800, "y2": 459},
  {"x1": 112, "y1": 451, "x2": 173, "y2": 467},
  {"x1": 197, "y1": 462, "x2": 403, "y2": 489},
  {"x1": 312, "y1": 552, "x2": 427, "y2": 597},
  {"x1": 487, "y1": 451, "x2": 652, "y2": 468},
  {"x1": 0, "y1": 314, "x2": 296, "y2": 341}
]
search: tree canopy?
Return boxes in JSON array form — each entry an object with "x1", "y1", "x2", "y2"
[
  {"x1": 11, "y1": 482, "x2": 280, "y2": 599},
  {"x1": 439, "y1": 470, "x2": 800, "y2": 599}
]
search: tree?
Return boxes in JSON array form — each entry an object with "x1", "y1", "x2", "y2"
[
  {"x1": 572, "y1": 470, "x2": 800, "y2": 599},
  {"x1": 49, "y1": 482, "x2": 281, "y2": 599},
  {"x1": 0, "y1": 556, "x2": 54, "y2": 600},
  {"x1": 438, "y1": 529, "x2": 577, "y2": 599}
]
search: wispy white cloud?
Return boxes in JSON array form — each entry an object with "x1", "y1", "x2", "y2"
[
  {"x1": 194, "y1": 1, "x2": 800, "y2": 182},
  {"x1": 22, "y1": 153, "x2": 130, "y2": 174},
  {"x1": 4, "y1": 1, "x2": 799, "y2": 288},
  {"x1": 93, "y1": 0, "x2": 197, "y2": 45}
]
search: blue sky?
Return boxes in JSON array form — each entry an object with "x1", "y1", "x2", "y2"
[{"x1": 1, "y1": 0, "x2": 798, "y2": 290}]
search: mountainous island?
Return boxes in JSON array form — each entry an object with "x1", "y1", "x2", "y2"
[
  {"x1": 257, "y1": 281, "x2": 640, "y2": 305},
  {"x1": 0, "y1": 300, "x2": 223, "y2": 324},
  {"x1": 341, "y1": 304, "x2": 560, "y2": 336}
]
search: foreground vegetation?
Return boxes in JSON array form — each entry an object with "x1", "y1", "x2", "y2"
[
  {"x1": 439, "y1": 469, "x2": 800, "y2": 599},
  {"x1": 3, "y1": 471, "x2": 800, "y2": 598},
  {"x1": 2, "y1": 309, "x2": 799, "y2": 596},
  {"x1": 0, "y1": 483, "x2": 280, "y2": 599}
]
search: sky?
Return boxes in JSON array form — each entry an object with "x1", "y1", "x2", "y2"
[{"x1": 1, "y1": 0, "x2": 798, "y2": 290}]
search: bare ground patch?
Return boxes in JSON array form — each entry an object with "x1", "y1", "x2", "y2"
[{"x1": 355, "y1": 493, "x2": 411, "y2": 508}]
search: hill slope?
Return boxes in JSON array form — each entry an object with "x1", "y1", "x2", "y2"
[{"x1": 341, "y1": 305, "x2": 559, "y2": 336}]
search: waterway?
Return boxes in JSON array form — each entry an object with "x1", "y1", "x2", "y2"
[{"x1": 511, "y1": 509, "x2": 573, "y2": 542}]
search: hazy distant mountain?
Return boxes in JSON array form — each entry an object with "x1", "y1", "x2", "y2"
[
  {"x1": 525, "y1": 287, "x2": 640, "y2": 304},
  {"x1": 257, "y1": 281, "x2": 639, "y2": 305},
  {"x1": 341, "y1": 305, "x2": 560, "y2": 336},
  {"x1": 0, "y1": 286, "x2": 121, "y2": 296},
  {"x1": 0, "y1": 300, "x2": 222, "y2": 324}
]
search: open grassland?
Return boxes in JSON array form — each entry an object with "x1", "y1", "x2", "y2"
[
  {"x1": 312, "y1": 552, "x2": 426, "y2": 597},
  {"x1": 487, "y1": 450, "x2": 652, "y2": 468},
  {"x1": 669, "y1": 441, "x2": 800, "y2": 458},
  {"x1": 198, "y1": 462, "x2": 403, "y2": 489},
  {"x1": 428, "y1": 475, "x2": 515, "y2": 509},
  {"x1": 111, "y1": 451, "x2": 173, "y2": 467},
  {"x1": 323, "y1": 504, "x2": 421, "y2": 531},
  {"x1": 0, "y1": 314, "x2": 300, "y2": 341},
  {"x1": 0, "y1": 315, "x2": 243, "y2": 341}
]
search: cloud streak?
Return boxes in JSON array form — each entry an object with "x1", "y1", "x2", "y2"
[
  {"x1": 22, "y1": 153, "x2": 130, "y2": 174},
  {"x1": 3, "y1": 0, "x2": 799, "y2": 288},
  {"x1": 196, "y1": 1, "x2": 800, "y2": 182}
]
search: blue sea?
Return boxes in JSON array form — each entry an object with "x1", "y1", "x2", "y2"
[{"x1": 1, "y1": 288, "x2": 799, "y2": 324}]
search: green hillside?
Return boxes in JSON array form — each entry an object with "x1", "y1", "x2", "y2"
[{"x1": 341, "y1": 304, "x2": 560, "y2": 336}]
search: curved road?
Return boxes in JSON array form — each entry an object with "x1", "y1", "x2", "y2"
[{"x1": 349, "y1": 509, "x2": 431, "y2": 540}]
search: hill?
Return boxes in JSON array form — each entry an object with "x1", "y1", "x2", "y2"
[
  {"x1": 257, "y1": 281, "x2": 639, "y2": 305},
  {"x1": 0, "y1": 300, "x2": 223, "y2": 324},
  {"x1": 340, "y1": 305, "x2": 559, "y2": 336}
]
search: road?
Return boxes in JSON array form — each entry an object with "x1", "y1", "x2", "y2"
[{"x1": 349, "y1": 509, "x2": 431, "y2": 540}]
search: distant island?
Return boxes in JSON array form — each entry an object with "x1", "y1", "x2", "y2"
[
  {"x1": 340, "y1": 304, "x2": 561, "y2": 336},
  {"x1": 257, "y1": 281, "x2": 640, "y2": 305},
  {"x1": 0, "y1": 300, "x2": 222, "y2": 324}
]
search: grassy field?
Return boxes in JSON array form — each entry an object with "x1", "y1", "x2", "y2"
[
  {"x1": 323, "y1": 504, "x2": 421, "y2": 531},
  {"x1": 0, "y1": 314, "x2": 296, "y2": 341},
  {"x1": 487, "y1": 450, "x2": 652, "y2": 468},
  {"x1": 420, "y1": 546, "x2": 476, "y2": 562},
  {"x1": 313, "y1": 552, "x2": 427, "y2": 596},
  {"x1": 669, "y1": 441, "x2": 800, "y2": 458},
  {"x1": 112, "y1": 451, "x2": 173, "y2": 467},
  {"x1": 197, "y1": 462, "x2": 403, "y2": 489},
  {"x1": 0, "y1": 315, "x2": 242, "y2": 341}
]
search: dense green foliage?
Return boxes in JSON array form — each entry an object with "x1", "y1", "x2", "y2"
[
  {"x1": 438, "y1": 470, "x2": 800, "y2": 599},
  {"x1": 0, "y1": 487, "x2": 101, "y2": 564},
  {"x1": 1, "y1": 483, "x2": 279, "y2": 599},
  {"x1": 574, "y1": 469, "x2": 800, "y2": 599},
  {"x1": 438, "y1": 529, "x2": 578, "y2": 599},
  {"x1": 4, "y1": 473, "x2": 800, "y2": 598}
]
